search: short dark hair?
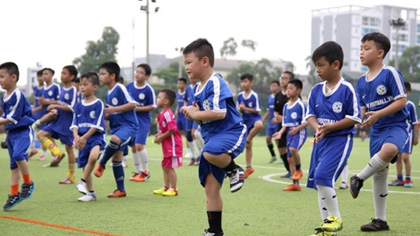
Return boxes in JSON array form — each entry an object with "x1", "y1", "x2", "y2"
[
  {"x1": 312, "y1": 41, "x2": 344, "y2": 70},
  {"x1": 240, "y1": 73, "x2": 253, "y2": 81},
  {"x1": 137, "y1": 63, "x2": 152, "y2": 76},
  {"x1": 183, "y1": 38, "x2": 214, "y2": 67},
  {"x1": 361, "y1": 32, "x2": 391, "y2": 58},
  {"x1": 80, "y1": 72, "x2": 99, "y2": 86},
  {"x1": 270, "y1": 80, "x2": 280, "y2": 86},
  {"x1": 63, "y1": 65, "x2": 78, "y2": 81},
  {"x1": 99, "y1": 62, "x2": 120, "y2": 80},
  {"x1": 288, "y1": 79, "x2": 303, "y2": 90},
  {"x1": 404, "y1": 81, "x2": 411, "y2": 92},
  {"x1": 118, "y1": 76, "x2": 124, "y2": 84},
  {"x1": 73, "y1": 77, "x2": 80, "y2": 83},
  {"x1": 283, "y1": 71, "x2": 295, "y2": 80},
  {"x1": 178, "y1": 77, "x2": 187, "y2": 83},
  {"x1": 0, "y1": 62, "x2": 19, "y2": 81},
  {"x1": 36, "y1": 70, "x2": 43, "y2": 77},
  {"x1": 161, "y1": 88, "x2": 176, "y2": 106},
  {"x1": 42, "y1": 67, "x2": 55, "y2": 75}
]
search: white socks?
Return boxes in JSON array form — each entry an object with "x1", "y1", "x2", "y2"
[
  {"x1": 317, "y1": 185, "x2": 341, "y2": 220},
  {"x1": 341, "y1": 165, "x2": 348, "y2": 183},
  {"x1": 373, "y1": 171, "x2": 388, "y2": 221},
  {"x1": 139, "y1": 149, "x2": 149, "y2": 173},
  {"x1": 133, "y1": 152, "x2": 142, "y2": 173},
  {"x1": 357, "y1": 153, "x2": 388, "y2": 180},
  {"x1": 187, "y1": 141, "x2": 196, "y2": 158}
]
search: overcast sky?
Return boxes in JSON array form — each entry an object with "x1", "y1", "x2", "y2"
[{"x1": 1, "y1": 0, "x2": 419, "y2": 85}]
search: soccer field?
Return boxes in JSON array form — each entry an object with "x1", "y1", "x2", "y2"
[{"x1": 0, "y1": 136, "x2": 419, "y2": 236}]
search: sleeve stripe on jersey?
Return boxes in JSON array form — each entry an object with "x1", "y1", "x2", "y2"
[
  {"x1": 305, "y1": 89, "x2": 315, "y2": 120},
  {"x1": 298, "y1": 100, "x2": 306, "y2": 124},
  {"x1": 164, "y1": 110, "x2": 172, "y2": 122},
  {"x1": 118, "y1": 84, "x2": 136, "y2": 104},
  {"x1": 6, "y1": 90, "x2": 20, "y2": 124},
  {"x1": 148, "y1": 84, "x2": 157, "y2": 108},
  {"x1": 69, "y1": 87, "x2": 77, "y2": 110},
  {"x1": 252, "y1": 91, "x2": 261, "y2": 112},
  {"x1": 386, "y1": 66, "x2": 406, "y2": 99},
  {"x1": 95, "y1": 100, "x2": 105, "y2": 130},
  {"x1": 343, "y1": 81, "x2": 361, "y2": 123},
  {"x1": 212, "y1": 77, "x2": 222, "y2": 112}
]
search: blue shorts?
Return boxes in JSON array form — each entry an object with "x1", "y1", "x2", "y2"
[
  {"x1": 286, "y1": 128, "x2": 307, "y2": 158},
  {"x1": 244, "y1": 117, "x2": 262, "y2": 134},
  {"x1": 370, "y1": 124, "x2": 409, "y2": 163},
  {"x1": 266, "y1": 123, "x2": 279, "y2": 136},
  {"x1": 176, "y1": 116, "x2": 190, "y2": 131},
  {"x1": 77, "y1": 134, "x2": 105, "y2": 168},
  {"x1": 133, "y1": 128, "x2": 149, "y2": 146},
  {"x1": 42, "y1": 125, "x2": 73, "y2": 145},
  {"x1": 307, "y1": 134, "x2": 353, "y2": 189},
  {"x1": 7, "y1": 127, "x2": 33, "y2": 169},
  {"x1": 113, "y1": 126, "x2": 137, "y2": 151},
  {"x1": 199, "y1": 123, "x2": 247, "y2": 187},
  {"x1": 402, "y1": 129, "x2": 414, "y2": 154}
]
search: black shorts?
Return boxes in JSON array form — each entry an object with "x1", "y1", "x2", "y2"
[{"x1": 276, "y1": 131, "x2": 287, "y2": 148}]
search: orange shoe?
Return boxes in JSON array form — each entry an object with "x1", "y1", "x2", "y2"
[
  {"x1": 28, "y1": 149, "x2": 38, "y2": 158},
  {"x1": 129, "y1": 173, "x2": 140, "y2": 181},
  {"x1": 50, "y1": 153, "x2": 65, "y2": 167},
  {"x1": 59, "y1": 177, "x2": 74, "y2": 184},
  {"x1": 292, "y1": 170, "x2": 303, "y2": 181},
  {"x1": 244, "y1": 167, "x2": 254, "y2": 179},
  {"x1": 94, "y1": 163, "x2": 105, "y2": 178},
  {"x1": 130, "y1": 173, "x2": 145, "y2": 182},
  {"x1": 107, "y1": 189, "x2": 126, "y2": 198},
  {"x1": 283, "y1": 184, "x2": 301, "y2": 191},
  {"x1": 37, "y1": 154, "x2": 45, "y2": 161}
]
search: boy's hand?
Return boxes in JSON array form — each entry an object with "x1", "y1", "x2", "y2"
[
  {"x1": 239, "y1": 102, "x2": 245, "y2": 112},
  {"x1": 272, "y1": 131, "x2": 283, "y2": 140},
  {"x1": 361, "y1": 111, "x2": 378, "y2": 129},
  {"x1": 315, "y1": 124, "x2": 331, "y2": 143},
  {"x1": 73, "y1": 135, "x2": 80, "y2": 149},
  {"x1": 104, "y1": 105, "x2": 115, "y2": 116},
  {"x1": 38, "y1": 97, "x2": 47, "y2": 105},
  {"x1": 181, "y1": 103, "x2": 199, "y2": 120},
  {"x1": 77, "y1": 136, "x2": 87, "y2": 150},
  {"x1": 271, "y1": 117, "x2": 276, "y2": 124},
  {"x1": 414, "y1": 138, "x2": 418, "y2": 146},
  {"x1": 289, "y1": 127, "x2": 298, "y2": 136},
  {"x1": 154, "y1": 134, "x2": 162, "y2": 144},
  {"x1": 47, "y1": 104, "x2": 57, "y2": 111}
]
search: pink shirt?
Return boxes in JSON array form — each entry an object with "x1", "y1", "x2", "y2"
[{"x1": 157, "y1": 108, "x2": 183, "y2": 158}]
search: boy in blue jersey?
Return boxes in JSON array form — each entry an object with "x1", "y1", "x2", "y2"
[
  {"x1": 94, "y1": 62, "x2": 139, "y2": 198},
  {"x1": 181, "y1": 38, "x2": 246, "y2": 236},
  {"x1": 126, "y1": 63, "x2": 156, "y2": 182},
  {"x1": 29, "y1": 70, "x2": 44, "y2": 158},
  {"x1": 72, "y1": 72, "x2": 106, "y2": 202},
  {"x1": 237, "y1": 73, "x2": 263, "y2": 178},
  {"x1": 36, "y1": 65, "x2": 78, "y2": 185},
  {"x1": 262, "y1": 80, "x2": 280, "y2": 163},
  {"x1": 388, "y1": 82, "x2": 418, "y2": 187},
  {"x1": 0, "y1": 62, "x2": 36, "y2": 211},
  {"x1": 350, "y1": 32, "x2": 410, "y2": 232},
  {"x1": 273, "y1": 79, "x2": 307, "y2": 191},
  {"x1": 306, "y1": 42, "x2": 361, "y2": 236}
]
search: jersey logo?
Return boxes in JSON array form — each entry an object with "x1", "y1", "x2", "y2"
[
  {"x1": 248, "y1": 102, "x2": 253, "y2": 108},
  {"x1": 139, "y1": 93, "x2": 145, "y2": 100},
  {"x1": 48, "y1": 91, "x2": 53, "y2": 96},
  {"x1": 112, "y1": 97, "x2": 118, "y2": 105},
  {"x1": 332, "y1": 101, "x2": 342, "y2": 113},
  {"x1": 376, "y1": 85, "x2": 387, "y2": 95},
  {"x1": 291, "y1": 112, "x2": 297, "y2": 119},
  {"x1": 64, "y1": 93, "x2": 70, "y2": 100},
  {"x1": 162, "y1": 121, "x2": 166, "y2": 128},
  {"x1": 89, "y1": 111, "x2": 96, "y2": 119},
  {"x1": 203, "y1": 99, "x2": 210, "y2": 110}
]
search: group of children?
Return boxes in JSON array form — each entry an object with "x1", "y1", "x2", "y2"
[{"x1": 0, "y1": 32, "x2": 418, "y2": 235}]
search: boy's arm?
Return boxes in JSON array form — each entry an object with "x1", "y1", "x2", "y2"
[
  {"x1": 413, "y1": 123, "x2": 419, "y2": 145},
  {"x1": 32, "y1": 106, "x2": 42, "y2": 113},
  {"x1": 273, "y1": 126, "x2": 286, "y2": 139},
  {"x1": 182, "y1": 104, "x2": 226, "y2": 122},
  {"x1": 291, "y1": 121, "x2": 309, "y2": 132},
  {"x1": 274, "y1": 111, "x2": 282, "y2": 123},
  {"x1": 362, "y1": 97, "x2": 407, "y2": 129},
  {"x1": 306, "y1": 116, "x2": 318, "y2": 131},
  {"x1": 135, "y1": 105, "x2": 156, "y2": 113},
  {"x1": 262, "y1": 110, "x2": 269, "y2": 123},
  {"x1": 106, "y1": 102, "x2": 136, "y2": 114},
  {"x1": 240, "y1": 106, "x2": 259, "y2": 114},
  {"x1": 0, "y1": 118, "x2": 12, "y2": 126},
  {"x1": 47, "y1": 104, "x2": 72, "y2": 112}
]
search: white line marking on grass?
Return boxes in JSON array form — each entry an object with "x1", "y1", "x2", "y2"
[{"x1": 261, "y1": 173, "x2": 420, "y2": 195}]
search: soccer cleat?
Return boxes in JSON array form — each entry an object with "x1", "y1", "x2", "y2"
[
  {"x1": 20, "y1": 181, "x2": 35, "y2": 200},
  {"x1": 388, "y1": 179, "x2": 404, "y2": 186},
  {"x1": 309, "y1": 228, "x2": 337, "y2": 236},
  {"x1": 122, "y1": 160, "x2": 128, "y2": 168},
  {"x1": 188, "y1": 158, "x2": 196, "y2": 166},
  {"x1": 349, "y1": 175, "x2": 363, "y2": 199},
  {"x1": 280, "y1": 172, "x2": 291, "y2": 178},
  {"x1": 78, "y1": 193, "x2": 97, "y2": 202},
  {"x1": 360, "y1": 218, "x2": 390, "y2": 231},
  {"x1": 292, "y1": 170, "x2": 303, "y2": 181},
  {"x1": 404, "y1": 179, "x2": 413, "y2": 188},
  {"x1": 3, "y1": 194, "x2": 22, "y2": 211},
  {"x1": 107, "y1": 189, "x2": 126, "y2": 198},
  {"x1": 339, "y1": 181, "x2": 348, "y2": 189},
  {"x1": 76, "y1": 181, "x2": 88, "y2": 195},
  {"x1": 94, "y1": 163, "x2": 105, "y2": 178},
  {"x1": 162, "y1": 188, "x2": 178, "y2": 196},
  {"x1": 283, "y1": 184, "x2": 301, "y2": 191},
  {"x1": 153, "y1": 187, "x2": 168, "y2": 195},
  {"x1": 202, "y1": 229, "x2": 224, "y2": 236},
  {"x1": 142, "y1": 171, "x2": 150, "y2": 179},
  {"x1": 37, "y1": 154, "x2": 45, "y2": 161},
  {"x1": 131, "y1": 173, "x2": 146, "y2": 182},
  {"x1": 50, "y1": 153, "x2": 65, "y2": 167},
  {"x1": 28, "y1": 149, "x2": 38, "y2": 158},
  {"x1": 129, "y1": 173, "x2": 141, "y2": 182},
  {"x1": 244, "y1": 167, "x2": 254, "y2": 179},
  {"x1": 226, "y1": 165, "x2": 245, "y2": 193},
  {"x1": 59, "y1": 176, "x2": 74, "y2": 184},
  {"x1": 321, "y1": 216, "x2": 343, "y2": 232},
  {"x1": 268, "y1": 156, "x2": 277, "y2": 164},
  {"x1": 185, "y1": 149, "x2": 193, "y2": 158}
]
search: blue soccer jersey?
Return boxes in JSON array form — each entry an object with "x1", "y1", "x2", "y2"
[
  {"x1": 282, "y1": 99, "x2": 306, "y2": 127},
  {"x1": 106, "y1": 83, "x2": 139, "y2": 133},
  {"x1": 1, "y1": 88, "x2": 34, "y2": 130},
  {"x1": 193, "y1": 73, "x2": 244, "y2": 140},
  {"x1": 406, "y1": 100, "x2": 418, "y2": 128},
  {"x1": 47, "y1": 86, "x2": 77, "y2": 136},
  {"x1": 357, "y1": 66, "x2": 409, "y2": 128},
  {"x1": 176, "y1": 90, "x2": 187, "y2": 119},
  {"x1": 71, "y1": 98, "x2": 106, "y2": 137},
  {"x1": 267, "y1": 94, "x2": 276, "y2": 125},
  {"x1": 32, "y1": 85, "x2": 44, "y2": 120},
  {"x1": 126, "y1": 82, "x2": 156, "y2": 126},
  {"x1": 41, "y1": 83, "x2": 60, "y2": 115},
  {"x1": 237, "y1": 90, "x2": 262, "y2": 122},
  {"x1": 306, "y1": 78, "x2": 361, "y2": 137}
]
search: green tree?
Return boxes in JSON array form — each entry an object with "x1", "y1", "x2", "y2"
[
  {"x1": 306, "y1": 55, "x2": 320, "y2": 86},
  {"x1": 220, "y1": 37, "x2": 238, "y2": 58},
  {"x1": 389, "y1": 45, "x2": 420, "y2": 82},
  {"x1": 154, "y1": 61, "x2": 188, "y2": 87},
  {"x1": 241, "y1": 39, "x2": 257, "y2": 51},
  {"x1": 73, "y1": 26, "x2": 120, "y2": 100}
]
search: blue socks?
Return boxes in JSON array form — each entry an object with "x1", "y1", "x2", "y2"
[
  {"x1": 112, "y1": 161, "x2": 125, "y2": 191},
  {"x1": 100, "y1": 140, "x2": 120, "y2": 166}
]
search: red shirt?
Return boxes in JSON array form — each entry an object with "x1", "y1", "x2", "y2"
[{"x1": 157, "y1": 108, "x2": 183, "y2": 158}]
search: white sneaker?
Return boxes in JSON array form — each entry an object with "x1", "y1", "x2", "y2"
[
  {"x1": 339, "y1": 181, "x2": 348, "y2": 189},
  {"x1": 185, "y1": 149, "x2": 192, "y2": 158},
  {"x1": 78, "y1": 193, "x2": 96, "y2": 202},
  {"x1": 76, "y1": 181, "x2": 87, "y2": 195}
]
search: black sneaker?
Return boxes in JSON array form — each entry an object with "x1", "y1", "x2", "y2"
[
  {"x1": 202, "y1": 229, "x2": 224, "y2": 236},
  {"x1": 226, "y1": 165, "x2": 244, "y2": 193},
  {"x1": 349, "y1": 175, "x2": 363, "y2": 199},
  {"x1": 20, "y1": 181, "x2": 35, "y2": 200},
  {"x1": 3, "y1": 194, "x2": 22, "y2": 211},
  {"x1": 360, "y1": 219, "x2": 390, "y2": 231}
]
